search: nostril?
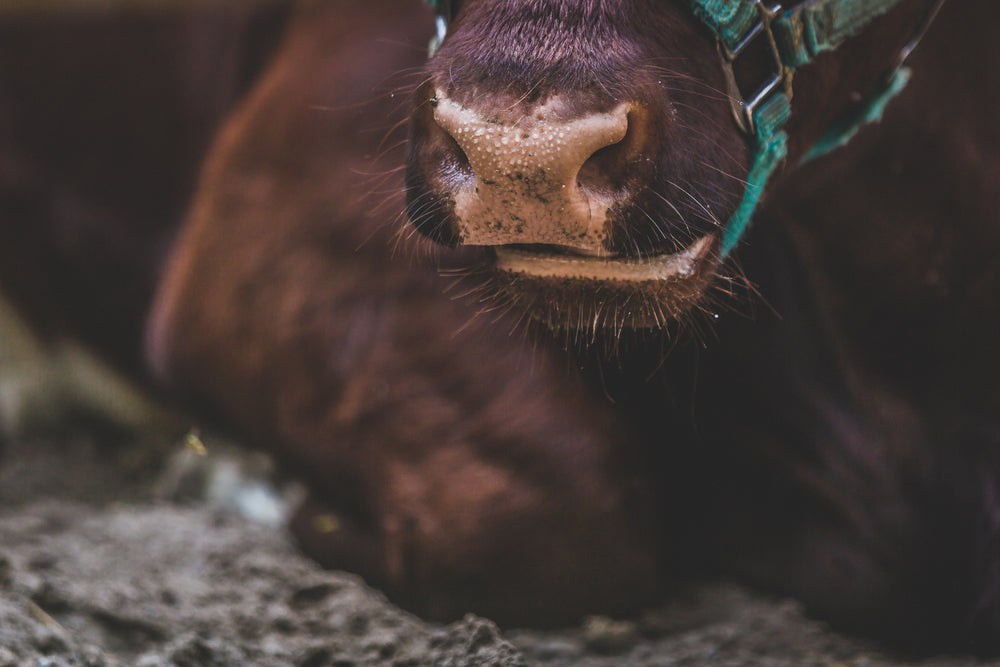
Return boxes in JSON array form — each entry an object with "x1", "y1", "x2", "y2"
[
  {"x1": 424, "y1": 96, "x2": 473, "y2": 183},
  {"x1": 438, "y1": 128, "x2": 473, "y2": 183},
  {"x1": 576, "y1": 108, "x2": 649, "y2": 195},
  {"x1": 405, "y1": 87, "x2": 475, "y2": 247},
  {"x1": 577, "y1": 140, "x2": 624, "y2": 195}
]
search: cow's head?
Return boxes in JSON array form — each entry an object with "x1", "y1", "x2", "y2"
[{"x1": 405, "y1": 0, "x2": 935, "y2": 333}]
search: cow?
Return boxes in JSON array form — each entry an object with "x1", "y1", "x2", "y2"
[{"x1": 1, "y1": 0, "x2": 997, "y2": 656}]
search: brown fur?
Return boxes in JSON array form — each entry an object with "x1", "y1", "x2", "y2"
[
  {"x1": 145, "y1": 0, "x2": 664, "y2": 625},
  {"x1": 1, "y1": 0, "x2": 998, "y2": 655}
]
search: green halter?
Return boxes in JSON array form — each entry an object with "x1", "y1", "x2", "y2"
[{"x1": 424, "y1": 0, "x2": 946, "y2": 257}]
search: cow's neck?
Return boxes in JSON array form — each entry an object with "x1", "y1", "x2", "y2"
[{"x1": 768, "y1": 0, "x2": 1000, "y2": 407}]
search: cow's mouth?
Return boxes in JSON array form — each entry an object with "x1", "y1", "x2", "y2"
[
  {"x1": 485, "y1": 234, "x2": 721, "y2": 332},
  {"x1": 494, "y1": 234, "x2": 715, "y2": 283}
]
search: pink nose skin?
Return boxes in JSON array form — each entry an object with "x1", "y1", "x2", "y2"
[{"x1": 432, "y1": 90, "x2": 629, "y2": 255}]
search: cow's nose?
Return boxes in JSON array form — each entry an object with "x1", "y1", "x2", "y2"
[{"x1": 427, "y1": 90, "x2": 635, "y2": 254}]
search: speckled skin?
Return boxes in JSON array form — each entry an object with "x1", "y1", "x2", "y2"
[{"x1": 434, "y1": 94, "x2": 628, "y2": 249}]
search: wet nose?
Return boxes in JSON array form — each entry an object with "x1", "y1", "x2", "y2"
[{"x1": 429, "y1": 90, "x2": 631, "y2": 254}]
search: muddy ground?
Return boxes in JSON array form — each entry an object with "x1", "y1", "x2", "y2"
[{"x1": 0, "y1": 306, "x2": 991, "y2": 666}]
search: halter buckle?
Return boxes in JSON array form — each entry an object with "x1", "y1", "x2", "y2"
[{"x1": 718, "y1": 1, "x2": 788, "y2": 136}]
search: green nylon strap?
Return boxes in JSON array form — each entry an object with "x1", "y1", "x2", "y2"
[
  {"x1": 720, "y1": 90, "x2": 790, "y2": 256},
  {"x1": 684, "y1": 0, "x2": 909, "y2": 257},
  {"x1": 802, "y1": 65, "x2": 911, "y2": 162},
  {"x1": 685, "y1": 0, "x2": 763, "y2": 52},
  {"x1": 685, "y1": 0, "x2": 906, "y2": 61},
  {"x1": 773, "y1": 0, "x2": 907, "y2": 67}
]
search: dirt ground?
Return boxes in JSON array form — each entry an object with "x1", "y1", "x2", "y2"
[{"x1": 0, "y1": 306, "x2": 992, "y2": 666}]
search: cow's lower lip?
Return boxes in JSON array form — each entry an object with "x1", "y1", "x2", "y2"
[
  {"x1": 482, "y1": 234, "x2": 719, "y2": 330},
  {"x1": 493, "y1": 235, "x2": 716, "y2": 283}
]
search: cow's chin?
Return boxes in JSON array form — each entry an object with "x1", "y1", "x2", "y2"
[{"x1": 486, "y1": 233, "x2": 720, "y2": 332}]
